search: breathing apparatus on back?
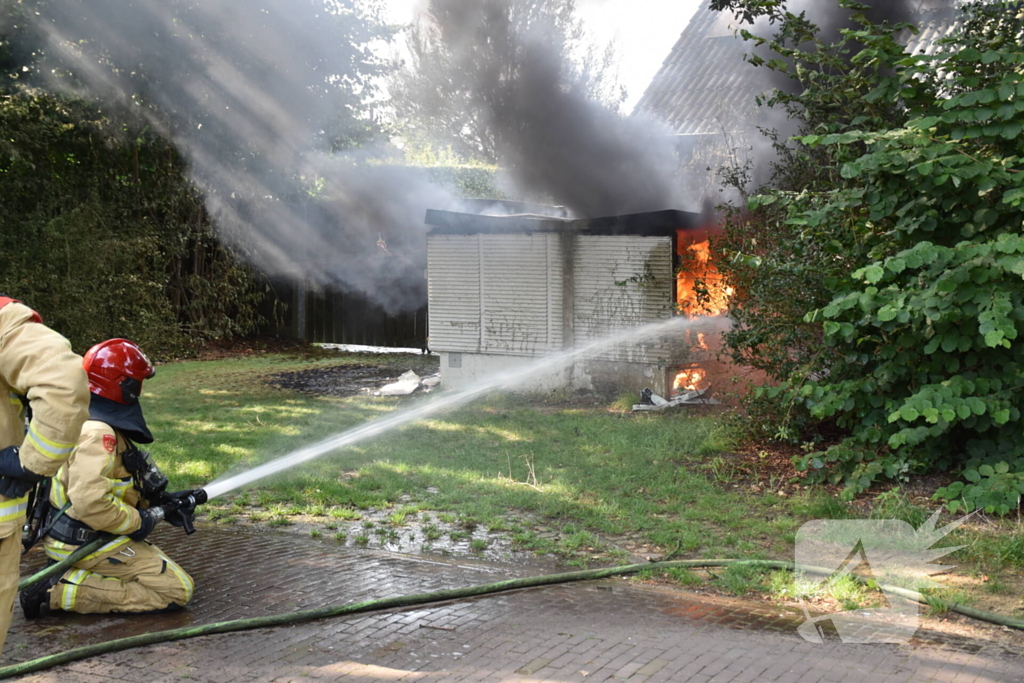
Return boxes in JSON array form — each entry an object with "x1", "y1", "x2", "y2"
[{"x1": 122, "y1": 442, "x2": 168, "y2": 503}]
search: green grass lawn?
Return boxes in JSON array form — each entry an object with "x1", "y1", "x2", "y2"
[
  {"x1": 143, "y1": 351, "x2": 1024, "y2": 618},
  {"x1": 144, "y1": 352, "x2": 804, "y2": 560}
]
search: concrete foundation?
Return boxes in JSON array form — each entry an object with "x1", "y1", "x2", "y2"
[
  {"x1": 437, "y1": 316, "x2": 746, "y2": 401},
  {"x1": 439, "y1": 352, "x2": 671, "y2": 397}
]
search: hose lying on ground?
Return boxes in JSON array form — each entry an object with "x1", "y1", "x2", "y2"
[
  {"x1": 3, "y1": 558, "x2": 1023, "y2": 680},
  {"x1": 17, "y1": 536, "x2": 110, "y2": 593}
]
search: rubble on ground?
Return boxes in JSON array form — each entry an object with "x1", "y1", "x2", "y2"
[
  {"x1": 632, "y1": 386, "x2": 719, "y2": 412},
  {"x1": 374, "y1": 371, "x2": 441, "y2": 396}
]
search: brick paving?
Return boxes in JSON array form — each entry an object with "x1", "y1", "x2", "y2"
[{"x1": 4, "y1": 525, "x2": 1022, "y2": 682}]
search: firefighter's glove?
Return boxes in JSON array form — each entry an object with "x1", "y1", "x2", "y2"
[
  {"x1": 164, "y1": 510, "x2": 189, "y2": 529},
  {"x1": 0, "y1": 446, "x2": 44, "y2": 499},
  {"x1": 129, "y1": 505, "x2": 167, "y2": 541}
]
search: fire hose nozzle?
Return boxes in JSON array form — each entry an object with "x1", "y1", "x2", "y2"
[
  {"x1": 167, "y1": 489, "x2": 208, "y2": 535},
  {"x1": 187, "y1": 488, "x2": 209, "y2": 507},
  {"x1": 182, "y1": 489, "x2": 208, "y2": 535}
]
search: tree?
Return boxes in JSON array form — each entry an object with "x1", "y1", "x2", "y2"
[
  {"x1": 390, "y1": 0, "x2": 623, "y2": 164},
  {"x1": 0, "y1": 0, "x2": 402, "y2": 352},
  {"x1": 0, "y1": 91, "x2": 269, "y2": 355},
  {"x1": 714, "y1": 0, "x2": 914, "y2": 386},
  {"x1": 715, "y1": 1, "x2": 1024, "y2": 513}
]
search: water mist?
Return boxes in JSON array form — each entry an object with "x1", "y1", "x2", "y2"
[{"x1": 203, "y1": 316, "x2": 697, "y2": 499}]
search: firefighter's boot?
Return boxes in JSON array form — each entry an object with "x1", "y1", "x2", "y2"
[{"x1": 20, "y1": 572, "x2": 60, "y2": 619}]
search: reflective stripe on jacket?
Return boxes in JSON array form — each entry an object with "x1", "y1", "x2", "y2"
[
  {"x1": 0, "y1": 301, "x2": 90, "y2": 537},
  {"x1": 0, "y1": 497, "x2": 28, "y2": 524}
]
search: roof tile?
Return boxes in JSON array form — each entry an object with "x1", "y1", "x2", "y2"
[{"x1": 634, "y1": 5, "x2": 961, "y2": 134}]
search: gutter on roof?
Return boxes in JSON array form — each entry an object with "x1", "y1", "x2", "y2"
[{"x1": 424, "y1": 209, "x2": 703, "y2": 236}]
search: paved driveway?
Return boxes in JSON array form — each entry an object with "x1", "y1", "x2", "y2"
[{"x1": 5, "y1": 526, "x2": 1022, "y2": 682}]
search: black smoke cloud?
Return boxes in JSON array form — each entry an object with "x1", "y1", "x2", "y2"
[
  {"x1": 23, "y1": 0, "x2": 456, "y2": 312},
  {"x1": 20, "y1": 0, "x2": 689, "y2": 315},
  {"x1": 22, "y1": 0, "x2": 696, "y2": 319},
  {"x1": 492, "y1": 38, "x2": 683, "y2": 216},
  {"x1": 804, "y1": 0, "x2": 921, "y2": 38},
  {"x1": 423, "y1": 0, "x2": 684, "y2": 217}
]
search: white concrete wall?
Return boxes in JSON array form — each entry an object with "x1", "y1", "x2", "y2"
[
  {"x1": 428, "y1": 233, "x2": 564, "y2": 356},
  {"x1": 429, "y1": 232, "x2": 678, "y2": 396},
  {"x1": 439, "y1": 352, "x2": 572, "y2": 393},
  {"x1": 439, "y1": 352, "x2": 672, "y2": 396}
]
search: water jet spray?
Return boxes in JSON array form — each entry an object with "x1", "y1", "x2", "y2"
[{"x1": 202, "y1": 316, "x2": 697, "y2": 501}]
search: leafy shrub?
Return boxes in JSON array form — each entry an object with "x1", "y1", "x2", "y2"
[
  {"x1": 794, "y1": 3, "x2": 1024, "y2": 513},
  {"x1": 718, "y1": 1, "x2": 1024, "y2": 513},
  {"x1": 714, "y1": 1, "x2": 914, "y2": 444}
]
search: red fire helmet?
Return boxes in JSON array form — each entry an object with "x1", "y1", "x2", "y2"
[{"x1": 82, "y1": 339, "x2": 156, "y2": 405}]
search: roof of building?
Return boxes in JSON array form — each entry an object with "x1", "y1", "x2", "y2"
[
  {"x1": 424, "y1": 208, "x2": 702, "y2": 235},
  {"x1": 633, "y1": 8, "x2": 752, "y2": 136},
  {"x1": 633, "y1": 2, "x2": 962, "y2": 136}
]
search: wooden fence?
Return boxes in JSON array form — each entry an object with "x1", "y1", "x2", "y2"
[{"x1": 261, "y1": 278, "x2": 428, "y2": 350}]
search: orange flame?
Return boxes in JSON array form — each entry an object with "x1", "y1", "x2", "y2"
[
  {"x1": 683, "y1": 330, "x2": 709, "y2": 350},
  {"x1": 677, "y1": 231, "x2": 732, "y2": 317},
  {"x1": 673, "y1": 368, "x2": 707, "y2": 392}
]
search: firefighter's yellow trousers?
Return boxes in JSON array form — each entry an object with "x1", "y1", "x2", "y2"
[
  {"x1": 0, "y1": 531, "x2": 21, "y2": 653},
  {"x1": 46, "y1": 538, "x2": 193, "y2": 614}
]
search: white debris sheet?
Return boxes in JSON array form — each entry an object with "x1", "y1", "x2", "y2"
[
  {"x1": 370, "y1": 372, "x2": 442, "y2": 396},
  {"x1": 632, "y1": 387, "x2": 720, "y2": 411},
  {"x1": 318, "y1": 343, "x2": 437, "y2": 355},
  {"x1": 378, "y1": 371, "x2": 422, "y2": 396}
]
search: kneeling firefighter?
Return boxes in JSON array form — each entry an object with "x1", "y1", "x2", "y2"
[{"x1": 21, "y1": 339, "x2": 199, "y2": 618}]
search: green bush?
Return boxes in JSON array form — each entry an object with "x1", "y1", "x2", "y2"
[
  {"x1": 0, "y1": 91, "x2": 268, "y2": 356},
  {"x1": 796, "y1": 3, "x2": 1024, "y2": 513},
  {"x1": 714, "y1": 1, "x2": 914, "y2": 443},
  {"x1": 718, "y1": 1, "x2": 1024, "y2": 513}
]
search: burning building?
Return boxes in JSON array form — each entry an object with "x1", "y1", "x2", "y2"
[{"x1": 426, "y1": 207, "x2": 732, "y2": 397}]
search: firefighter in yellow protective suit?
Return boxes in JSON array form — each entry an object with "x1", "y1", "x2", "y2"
[
  {"x1": 0, "y1": 295, "x2": 90, "y2": 652},
  {"x1": 20, "y1": 339, "x2": 196, "y2": 618}
]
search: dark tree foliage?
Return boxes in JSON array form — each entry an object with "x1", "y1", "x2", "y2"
[
  {"x1": 0, "y1": 3, "x2": 39, "y2": 89},
  {"x1": 0, "y1": 0, "x2": 399, "y2": 354},
  {"x1": 0, "y1": 92, "x2": 268, "y2": 355},
  {"x1": 715, "y1": 0, "x2": 1024, "y2": 513}
]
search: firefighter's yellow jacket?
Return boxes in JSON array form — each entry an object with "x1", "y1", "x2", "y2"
[
  {"x1": 42, "y1": 422, "x2": 196, "y2": 615},
  {"x1": 49, "y1": 421, "x2": 145, "y2": 539},
  {"x1": 0, "y1": 301, "x2": 90, "y2": 538}
]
